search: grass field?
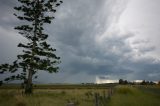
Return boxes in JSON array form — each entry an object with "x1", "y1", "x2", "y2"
[
  {"x1": 0, "y1": 84, "x2": 160, "y2": 106},
  {"x1": 108, "y1": 85, "x2": 160, "y2": 106},
  {"x1": 0, "y1": 88, "x2": 108, "y2": 106}
]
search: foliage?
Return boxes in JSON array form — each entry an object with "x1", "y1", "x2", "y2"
[
  {"x1": 141, "y1": 80, "x2": 156, "y2": 85},
  {"x1": 119, "y1": 79, "x2": 128, "y2": 85},
  {"x1": 0, "y1": 0, "x2": 63, "y2": 94},
  {"x1": 158, "y1": 81, "x2": 160, "y2": 85}
]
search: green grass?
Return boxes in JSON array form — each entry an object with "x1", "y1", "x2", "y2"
[
  {"x1": 0, "y1": 83, "x2": 117, "y2": 89},
  {"x1": 108, "y1": 85, "x2": 160, "y2": 106},
  {"x1": 0, "y1": 85, "x2": 160, "y2": 106},
  {"x1": 0, "y1": 88, "x2": 108, "y2": 106}
]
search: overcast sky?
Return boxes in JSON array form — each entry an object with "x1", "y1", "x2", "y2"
[{"x1": 0, "y1": 0, "x2": 160, "y2": 83}]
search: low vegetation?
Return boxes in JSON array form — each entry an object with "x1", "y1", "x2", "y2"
[
  {"x1": 108, "y1": 85, "x2": 160, "y2": 106},
  {"x1": 0, "y1": 84, "x2": 160, "y2": 106},
  {"x1": 0, "y1": 88, "x2": 108, "y2": 106}
]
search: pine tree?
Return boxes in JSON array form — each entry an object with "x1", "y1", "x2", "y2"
[{"x1": 0, "y1": 0, "x2": 63, "y2": 94}]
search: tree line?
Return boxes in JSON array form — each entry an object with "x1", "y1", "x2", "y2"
[{"x1": 119, "y1": 79, "x2": 158, "y2": 85}]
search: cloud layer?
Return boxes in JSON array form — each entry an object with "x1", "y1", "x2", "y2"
[{"x1": 0, "y1": 0, "x2": 160, "y2": 83}]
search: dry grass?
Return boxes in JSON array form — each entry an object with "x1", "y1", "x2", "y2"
[
  {"x1": 108, "y1": 85, "x2": 160, "y2": 106},
  {"x1": 0, "y1": 88, "x2": 108, "y2": 106},
  {"x1": 0, "y1": 85, "x2": 160, "y2": 106}
]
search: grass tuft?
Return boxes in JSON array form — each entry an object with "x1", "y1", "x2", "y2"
[
  {"x1": 116, "y1": 86, "x2": 134, "y2": 94},
  {"x1": 14, "y1": 94, "x2": 26, "y2": 106}
]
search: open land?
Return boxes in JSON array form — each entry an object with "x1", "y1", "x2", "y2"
[{"x1": 0, "y1": 84, "x2": 160, "y2": 106}]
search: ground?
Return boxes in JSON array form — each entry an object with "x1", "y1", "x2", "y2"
[{"x1": 0, "y1": 84, "x2": 160, "y2": 106}]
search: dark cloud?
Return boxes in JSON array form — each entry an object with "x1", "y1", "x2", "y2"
[
  {"x1": 0, "y1": 0, "x2": 18, "y2": 28},
  {"x1": 0, "y1": 0, "x2": 160, "y2": 83},
  {"x1": 48, "y1": 0, "x2": 160, "y2": 82}
]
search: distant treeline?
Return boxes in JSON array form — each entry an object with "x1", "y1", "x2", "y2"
[{"x1": 119, "y1": 79, "x2": 160, "y2": 85}]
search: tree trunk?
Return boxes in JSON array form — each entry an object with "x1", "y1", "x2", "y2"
[
  {"x1": 25, "y1": 69, "x2": 33, "y2": 94},
  {"x1": 24, "y1": 0, "x2": 39, "y2": 94}
]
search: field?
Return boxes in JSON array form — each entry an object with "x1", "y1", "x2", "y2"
[
  {"x1": 0, "y1": 84, "x2": 160, "y2": 106},
  {"x1": 108, "y1": 85, "x2": 160, "y2": 106}
]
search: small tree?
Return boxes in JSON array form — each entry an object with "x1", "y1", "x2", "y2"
[
  {"x1": 119, "y1": 79, "x2": 123, "y2": 84},
  {"x1": 124, "y1": 80, "x2": 128, "y2": 85},
  {"x1": 0, "y1": 0, "x2": 63, "y2": 94},
  {"x1": 158, "y1": 81, "x2": 160, "y2": 85},
  {"x1": 141, "y1": 80, "x2": 146, "y2": 85}
]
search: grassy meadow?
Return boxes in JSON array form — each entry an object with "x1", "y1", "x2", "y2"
[
  {"x1": 0, "y1": 84, "x2": 160, "y2": 106},
  {"x1": 108, "y1": 85, "x2": 160, "y2": 106}
]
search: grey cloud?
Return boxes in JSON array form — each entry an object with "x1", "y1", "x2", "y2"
[
  {"x1": 0, "y1": 0, "x2": 160, "y2": 83},
  {"x1": 0, "y1": 0, "x2": 18, "y2": 28},
  {"x1": 0, "y1": 0, "x2": 25, "y2": 63},
  {"x1": 33, "y1": 0, "x2": 160, "y2": 82},
  {"x1": 131, "y1": 39, "x2": 156, "y2": 53},
  {"x1": 47, "y1": 0, "x2": 160, "y2": 81}
]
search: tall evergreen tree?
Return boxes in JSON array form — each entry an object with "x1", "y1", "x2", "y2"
[{"x1": 0, "y1": 0, "x2": 62, "y2": 94}]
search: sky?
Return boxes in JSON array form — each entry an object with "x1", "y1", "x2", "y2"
[{"x1": 0, "y1": 0, "x2": 160, "y2": 83}]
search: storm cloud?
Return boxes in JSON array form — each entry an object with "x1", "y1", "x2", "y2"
[{"x1": 0, "y1": 0, "x2": 160, "y2": 83}]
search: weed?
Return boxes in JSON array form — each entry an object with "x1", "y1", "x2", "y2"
[{"x1": 14, "y1": 94, "x2": 26, "y2": 106}]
